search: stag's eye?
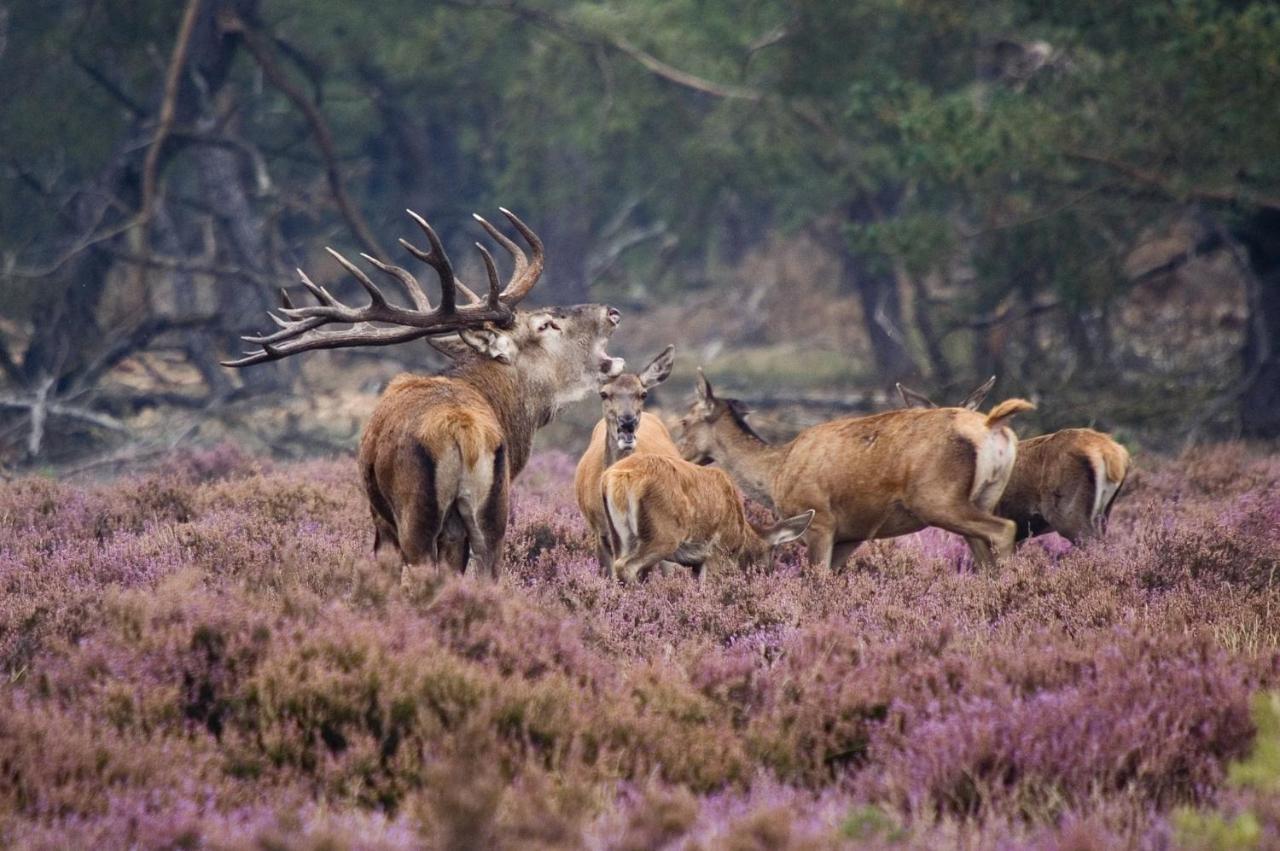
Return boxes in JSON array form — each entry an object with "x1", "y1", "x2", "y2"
[
  {"x1": 600, "y1": 391, "x2": 610, "y2": 400},
  {"x1": 639, "y1": 392, "x2": 648, "y2": 400}
]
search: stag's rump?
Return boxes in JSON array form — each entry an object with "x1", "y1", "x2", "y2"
[{"x1": 359, "y1": 374, "x2": 506, "y2": 558}]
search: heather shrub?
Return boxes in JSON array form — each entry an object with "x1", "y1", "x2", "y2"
[{"x1": 0, "y1": 446, "x2": 1278, "y2": 848}]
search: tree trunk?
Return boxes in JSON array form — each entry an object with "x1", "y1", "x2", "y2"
[
  {"x1": 1236, "y1": 209, "x2": 1280, "y2": 438},
  {"x1": 840, "y1": 198, "x2": 918, "y2": 385},
  {"x1": 19, "y1": 0, "x2": 263, "y2": 395}
]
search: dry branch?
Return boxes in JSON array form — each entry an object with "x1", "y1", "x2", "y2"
[
  {"x1": 140, "y1": 0, "x2": 203, "y2": 223},
  {"x1": 224, "y1": 11, "x2": 388, "y2": 260}
]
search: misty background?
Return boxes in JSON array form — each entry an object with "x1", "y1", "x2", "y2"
[{"x1": 2, "y1": 0, "x2": 1278, "y2": 469}]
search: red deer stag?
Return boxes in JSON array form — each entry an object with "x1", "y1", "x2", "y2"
[
  {"x1": 573, "y1": 345, "x2": 680, "y2": 577},
  {"x1": 677, "y1": 371, "x2": 1035, "y2": 569},
  {"x1": 226, "y1": 209, "x2": 623, "y2": 578},
  {"x1": 896, "y1": 379, "x2": 1130, "y2": 544},
  {"x1": 602, "y1": 454, "x2": 814, "y2": 582}
]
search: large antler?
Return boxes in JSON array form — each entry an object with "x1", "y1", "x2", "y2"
[{"x1": 222, "y1": 208, "x2": 543, "y2": 367}]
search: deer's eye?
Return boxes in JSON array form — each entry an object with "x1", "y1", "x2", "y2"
[
  {"x1": 600, "y1": 391, "x2": 610, "y2": 400},
  {"x1": 639, "y1": 392, "x2": 648, "y2": 400}
]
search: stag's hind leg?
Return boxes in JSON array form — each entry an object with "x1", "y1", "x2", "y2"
[{"x1": 458, "y1": 450, "x2": 509, "y2": 581}]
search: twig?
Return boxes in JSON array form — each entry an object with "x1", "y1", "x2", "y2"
[
  {"x1": 948, "y1": 297, "x2": 1061, "y2": 332},
  {"x1": 99, "y1": 244, "x2": 289, "y2": 288},
  {"x1": 1068, "y1": 150, "x2": 1280, "y2": 213},
  {"x1": 60, "y1": 423, "x2": 199, "y2": 479}
]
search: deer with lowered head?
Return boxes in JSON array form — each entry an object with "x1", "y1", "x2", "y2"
[
  {"x1": 573, "y1": 345, "x2": 680, "y2": 577},
  {"x1": 897, "y1": 378, "x2": 1130, "y2": 544},
  {"x1": 602, "y1": 453, "x2": 815, "y2": 582},
  {"x1": 226, "y1": 209, "x2": 624, "y2": 578},
  {"x1": 677, "y1": 371, "x2": 1035, "y2": 569}
]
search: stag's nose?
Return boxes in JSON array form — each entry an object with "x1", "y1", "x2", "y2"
[
  {"x1": 618, "y1": 414, "x2": 639, "y2": 433},
  {"x1": 605, "y1": 307, "x2": 621, "y2": 327}
]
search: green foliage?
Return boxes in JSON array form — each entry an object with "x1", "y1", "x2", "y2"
[
  {"x1": 1176, "y1": 692, "x2": 1280, "y2": 850},
  {"x1": 2, "y1": 0, "x2": 1278, "y2": 384}
]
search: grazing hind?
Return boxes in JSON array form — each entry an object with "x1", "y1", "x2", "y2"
[{"x1": 602, "y1": 454, "x2": 814, "y2": 582}]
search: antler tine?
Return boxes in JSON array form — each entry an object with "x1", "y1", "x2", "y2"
[
  {"x1": 325, "y1": 247, "x2": 388, "y2": 308},
  {"x1": 497, "y1": 207, "x2": 543, "y2": 305},
  {"x1": 475, "y1": 243, "x2": 503, "y2": 310},
  {"x1": 472, "y1": 209, "x2": 544, "y2": 306},
  {"x1": 360, "y1": 252, "x2": 432, "y2": 311},
  {"x1": 471, "y1": 212, "x2": 528, "y2": 278},
  {"x1": 296, "y1": 268, "x2": 336, "y2": 306},
  {"x1": 223, "y1": 209, "x2": 523, "y2": 369},
  {"x1": 404, "y1": 209, "x2": 457, "y2": 315}
]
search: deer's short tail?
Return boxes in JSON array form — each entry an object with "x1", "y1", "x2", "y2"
[{"x1": 985, "y1": 398, "x2": 1036, "y2": 429}]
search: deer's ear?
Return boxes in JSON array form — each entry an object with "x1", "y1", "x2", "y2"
[
  {"x1": 896, "y1": 383, "x2": 937, "y2": 409},
  {"x1": 763, "y1": 510, "x2": 815, "y2": 545},
  {"x1": 460, "y1": 327, "x2": 518, "y2": 364},
  {"x1": 427, "y1": 334, "x2": 474, "y2": 359},
  {"x1": 960, "y1": 375, "x2": 997, "y2": 411},
  {"x1": 639, "y1": 345, "x2": 676, "y2": 389},
  {"x1": 696, "y1": 368, "x2": 715, "y2": 403}
]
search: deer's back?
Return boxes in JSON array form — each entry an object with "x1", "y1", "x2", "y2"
[
  {"x1": 603, "y1": 454, "x2": 748, "y2": 550},
  {"x1": 773, "y1": 407, "x2": 1006, "y2": 537}
]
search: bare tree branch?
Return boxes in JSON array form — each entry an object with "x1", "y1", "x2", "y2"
[
  {"x1": 73, "y1": 52, "x2": 148, "y2": 117},
  {"x1": 444, "y1": 0, "x2": 764, "y2": 101},
  {"x1": 140, "y1": 0, "x2": 203, "y2": 222},
  {"x1": 71, "y1": 315, "x2": 222, "y2": 395},
  {"x1": 223, "y1": 11, "x2": 388, "y2": 259}
]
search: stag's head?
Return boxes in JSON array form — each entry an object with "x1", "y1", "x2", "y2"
[
  {"x1": 223, "y1": 208, "x2": 622, "y2": 403},
  {"x1": 597, "y1": 345, "x2": 674, "y2": 452},
  {"x1": 676, "y1": 369, "x2": 760, "y2": 464}
]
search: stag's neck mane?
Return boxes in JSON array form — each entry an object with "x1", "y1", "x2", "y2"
[
  {"x1": 447, "y1": 356, "x2": 558, "y2": 478},
  {"x1": 711, "y1": 409, "x2": 788, "y2": 508}
]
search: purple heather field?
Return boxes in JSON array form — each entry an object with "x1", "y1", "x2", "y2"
[{"x1": 1, "y1": 443, "x2": 1278, "y2": 849}]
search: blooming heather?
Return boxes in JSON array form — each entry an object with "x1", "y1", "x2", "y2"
[{"x1": 0, "y1": 443, "x2": 1277, "y2": 848}]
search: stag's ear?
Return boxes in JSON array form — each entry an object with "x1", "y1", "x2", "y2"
[
  {"x1": 959, "y1": 375, "x2": 997, "y2": 411},
  {"x1": 639, "y1": 345, "x2": 676, "y2": 390},
  {"x1": 696, "y1": 368, "x2": 715, "y2": 403},
  {"x1": 427, "y1": 334, "x2": 474, "y2": 359},
  {"x1": 896, "y1": 382, "x2": 937, "y2": 409},
  {"x1": 762, "y1": 510, "x2": 815, "y2": 545},
  {"x1": 459, "y1": 327, "x2": 518, "y2": 364}
]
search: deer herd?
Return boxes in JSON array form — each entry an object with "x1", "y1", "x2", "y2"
[{"x1": 228, "y1": 209, "x2": 1131, "y2": 582}]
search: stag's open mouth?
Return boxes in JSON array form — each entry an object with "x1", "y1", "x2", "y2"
[{"x1": 596, "y1": 344, "x2": 625, "y2": 378}]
